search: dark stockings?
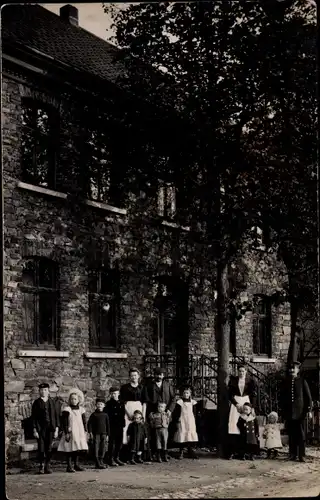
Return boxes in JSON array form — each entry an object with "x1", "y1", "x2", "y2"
[{"x1": 66, "y1": 452, "x2": 85, "y2": 472}]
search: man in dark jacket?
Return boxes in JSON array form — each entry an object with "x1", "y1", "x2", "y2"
[
  {"x1": 32, "y1": 383, "x2": 60, "y2": 474},
  {"x1": 143, "y1": 367, "x2": 176, "y2": 459},
  {"x1": 281, "y1": 361, "x2": 312, "y2": 462}
]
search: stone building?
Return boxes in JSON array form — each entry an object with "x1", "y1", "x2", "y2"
[{"x1": 2, "y1": 4, "x2": 291, "y2": 459}]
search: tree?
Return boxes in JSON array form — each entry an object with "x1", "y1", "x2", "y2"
[{"x1": 103, "y1": 0, "x2": 316, "y2": 453}]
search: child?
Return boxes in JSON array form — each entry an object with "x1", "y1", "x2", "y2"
[
  {"x1": 237, "y1": 402, "x2": 259, "y2": 461},
  {"x1": 104, "y1": 386, "x2": 126, "y2": 466},
  {"x1": 88, "y1": 399, "x2": 110, "y2": 469},
  {"x1": 149, "y1": 402, "x2": 171, "y2": 463},
  {"x1": 172, "y1": 386, "x2": 199, "y2": 460},
  {"x1": 263, "y1": 411, "x2": 282, "y2": 459},
  {"x1": 126, "y1": 410, "x2": 148, "y2": 465},
  {"x1": 58, "y1": 389, "x2": 88, "y2": 473},
  {"x1": 31, "y1": 382, "x2": 60, "y2": 474}
]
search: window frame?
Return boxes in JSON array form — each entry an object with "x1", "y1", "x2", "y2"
[
  {"x1": 252, "y1": 295, "x2": 272, "y2": 357},
  {"x1": 88, "y1": 268, "x2": 119, "y2": 351},
  {"x1": 158, "y1": 180, "x2": 177, "y2": 220},
  {"x1": 84, "y1": 127, "x2": 112, "y2": 205},
  {"x1": 20, "y1": 257, "x2": 60, "y2": 348},
  {"x1": 20, "y1": 98, "x2": 59, "y2": 190}
]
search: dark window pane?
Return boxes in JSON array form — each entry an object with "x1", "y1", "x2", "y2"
[
  {"x1": 253, "y1": 297, "x2": 271, "y2": 356},
  {"x1": 86, "y1": 128, "x2": 111, "y2": 203},
  {"x1": 89, "y1": 295, "x2": 100, "y2": 346},
  {"x1": 38, "y1": 259, "x2": 55, "y2": 288},
  {"x1": 38, "y1": 291, "x2": 56, "y2": 345},
  {"x1": 22, "y1": 257, "x2": 58, "y2": 346},
  {"x1": 99, "y1": 299, "x2": 117, "y2": 347},
  {"x1": 21, "y1": 100, "x2": 58, "y2": 189},
  {"x1": 89, "y1": 269, "x2": 118, "y2": 349},
  {"x1": 22, "y1": 291, "x2": 36, "y2": 344}
]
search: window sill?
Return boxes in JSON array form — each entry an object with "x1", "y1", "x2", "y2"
[
  {"x1": 161, "y1": 220, "x2": 190, "y2": 231},
  {"x1": 17, "y1": 181, "x2": 68, "y2": 200},
  {"x1": 84, "y1": 352, "x2": 128, "y2": 359},
  {"x1": 85, "y1": 199, "x2": 127, "y2": 215},
  {"x1": 17, "y1": 181, "x2": 127, "y2": 216},
  {"x1": 250, "y1": 357, "x2": 277, "y2": 364},
  {"x1": 18, "y1": 350, "x2": 70, "y2": 358}
]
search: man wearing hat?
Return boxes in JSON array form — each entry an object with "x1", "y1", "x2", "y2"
[
  {"x1": 143, "y1": 367, "x2": 176, "y2": 459},
  {"x1": 31, "y1": 383, "x2": 60, "y2": 474},
  {"x1": 281, "y1": 361, "x2": 312, "y2": 462}
]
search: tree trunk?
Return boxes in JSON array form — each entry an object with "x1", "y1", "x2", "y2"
[
  {"x1": 217, "y1": 259, "x2": 230, "y2": 457},
  {"x1": 287, "y1": 298, "x2": 300, "y2": 368}
]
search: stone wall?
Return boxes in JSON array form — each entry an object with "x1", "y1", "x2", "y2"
[{"x1": 3, "y1": 69, "x2": 291, "y2": 459}]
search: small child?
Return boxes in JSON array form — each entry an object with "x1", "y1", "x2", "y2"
[
  {"x1": 172, "y1": 386, "x2": 199, "y2": 460},
  {"x1": 88, "y1": 399, "x2": 110, "y2": 469},
  {"x1": 127, "y1": 410, "x2": 148, "y2": 465},
  {"x1": 237, "y1": 402, "x2": 259, "y2": 461},
  {"x1": 58, "y1": 389, "x2": 88, "y2": 473},
  {"x1": 149, "y1": 402, "x2": 171, "y2": 463},
  {"x1": 104, "y1": 386, "x2": 126, "y2": 466},
  {"x1": 263, "y1": 411, "x2": 282, "y2": 459}
]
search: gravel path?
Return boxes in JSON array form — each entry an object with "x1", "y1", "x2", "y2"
[{"x1": 6, "y1": 449, "x2": 320, "y2": 500}]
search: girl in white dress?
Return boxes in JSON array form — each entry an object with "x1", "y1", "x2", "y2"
[
  {"x1": 172, "y1": 386, "x2": 199, "y2": 460},
  {"x1": 58, "y1": 389, "x2": 89, "y2": 472},
  {"x1": 263, "y1": 411, "x2": 282, "y2": 459}
]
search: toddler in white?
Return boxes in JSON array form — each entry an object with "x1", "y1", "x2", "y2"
[{"x1": 263, "y1": 411, "x2": 282, "y2": 459}]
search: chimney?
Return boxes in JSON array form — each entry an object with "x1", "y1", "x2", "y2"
[{"x1": 60, "y1": 4, "x2": 78, "y2": 27}]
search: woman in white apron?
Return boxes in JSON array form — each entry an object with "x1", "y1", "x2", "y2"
[
  {"x1": 120, "y1": 368, "x2": 146, "y2": 449},
  {"x1": 227, "y1": 364, "x2": 257, "y2": 459}
]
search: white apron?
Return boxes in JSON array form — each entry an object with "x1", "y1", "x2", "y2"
[
  {"x1": 228, "y1": 395, "x2": 250, "y2": 435},
  {"x1": 174, "y1": 399, "x2": 198, "y2": 443},
  {"x1": 123, "y1": 400, "x2": 143, "y2": 445},
  {"x1": 58, "y1": 406, "x2": 88, "y2": 453}
]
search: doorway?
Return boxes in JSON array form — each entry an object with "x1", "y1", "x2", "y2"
[{"x1": 153, "y1": 275, "x2": 189, "y2": 384}]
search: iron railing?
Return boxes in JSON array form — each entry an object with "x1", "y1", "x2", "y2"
[{"x1": 143, "y1": 354, "x2": 280, "y2": 415}]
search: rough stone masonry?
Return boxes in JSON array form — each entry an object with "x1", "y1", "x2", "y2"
[{"x1": 3, "y1": 61, "x2": 291, "y2": 460}]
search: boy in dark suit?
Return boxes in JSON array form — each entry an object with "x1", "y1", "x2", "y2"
[
  {"x1": 281, "y1": 361, "x2": 313, "y2": 462},
  {"x1": 88, "y1": 399, "x2": 110, "y2": 469},
  {"x1": 104, "y1": 387, "x2": 126, "y2": 466},
  {"x1": 31, "y1": 382, "x2": 59, "y2": 474}
]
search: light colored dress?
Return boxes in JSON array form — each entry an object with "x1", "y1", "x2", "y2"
[
  {"x1": 228, "y1": 379, "x2": 250, "y2": 435},
  {"x1": 58, "y1": 405, "x2": 88, "y2": 453},
  {"x1": 263, "y1": 423, "x2": 282, "y2": 449},
  {"x1": 174, "y1": 399, "x2": 198, "y2": 443}
]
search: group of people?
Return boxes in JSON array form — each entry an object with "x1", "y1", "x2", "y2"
[
  {"x1": 227, "y1": 361, "x2": 313, "y2": 462},
  {"x1": 31, "y1": 361, "x2": 313, "y2": 474},
  {"x1": 31, "y1": 366, "x2": 199, "y2": 474}
]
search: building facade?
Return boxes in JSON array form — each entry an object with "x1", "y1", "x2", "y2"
[{"x1": 2, "y1": 4, "x2": 291, "y2": 459}]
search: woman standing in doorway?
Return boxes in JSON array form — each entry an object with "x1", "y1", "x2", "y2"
[
  {"x1": 120, "y1": 367, "x2": 146, "y2": 460},
  {"x1": 227, "y1": 364, "x2": 257, "y2": 459}
]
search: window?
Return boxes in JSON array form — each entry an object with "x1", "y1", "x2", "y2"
[
  {"x1": 158, "y1": 181, "x2": 176, "y2": 219},
  {"x1": 250, "y1": 224, "x2": 271, "y2": 249},
  {"x1": 88, "y1": 268, "x2": 119, "y2": 349},
  {"x1": 85, "y1": 129, "x2": 111, "y2": 204},
  {"x1": 21, "y1": 99, "x2": 59, "y2": 189},
  {"x1": 252, "y1": 296, "x2": 272, "y2": 356},
  {"x1": 21, "y1": 257, "x2": 59, "y2": 347}
]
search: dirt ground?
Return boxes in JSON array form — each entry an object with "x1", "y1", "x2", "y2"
[{"x1": 6, "y1": 450, "x2": 320, "y2": 500}]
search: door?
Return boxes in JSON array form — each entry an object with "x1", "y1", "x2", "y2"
[{"x1": 154, "y1": 276, "x2": 189, "y2": 385}]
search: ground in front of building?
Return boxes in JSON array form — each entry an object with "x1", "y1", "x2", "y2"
[{"x1": 6, "y1": 449, "x2": 320, "y2": 499}]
